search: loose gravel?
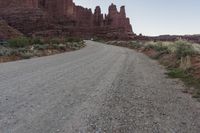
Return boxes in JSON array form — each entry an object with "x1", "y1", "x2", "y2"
[{"x1": 0, "y1": 41, "x2": 200, "y2": 133}]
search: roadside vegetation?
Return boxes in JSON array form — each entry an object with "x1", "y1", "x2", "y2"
[
  {"x1": 106, "y1": 40, "x2": 200, "y2": 99},
  {"x1": 0, "y1": 37, "x2": 85, "y2": 63}
]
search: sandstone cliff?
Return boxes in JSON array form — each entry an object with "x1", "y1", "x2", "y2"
[
  {"x1": 0, "y1": 0, "x2": 134, "y2": 40},
  {"x1": 0, "y1": 0, "x2": 38, "y2": 8}
]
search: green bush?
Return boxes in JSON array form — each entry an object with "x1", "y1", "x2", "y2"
[
  {"x1": 31, "y1": 38, "x2": 44, "y2": 45},
  {"x1": 152, "y1": 42, "x2": 169, "y2": 52},
  {"x1": 58, "y1": 44, "x2": 67, "y2": 51},
  {"x1": 8, "y1": 37, "x2": 30, "y2": 48},
  {"x1": 65, "y1": 37, "x2": 82, "y2": 43},
  {"x1": 34, "y1": 44, "x2": 49, "y2": 50},
  {"x1": 167, "y1": 68, "x2": 188, "y2": 78},
  {"x1": 0, "y1": 49, "x2": 14, "y2": 56},
  {"x1": 144, "y1": 44, "x2": 156, "y2": 50},
  {"x1": 20, "y1": 52, "x2": 34, "y2": 59},
  {"x1": 167, "y1": 68, "x2": 200, "y2": 98},
  {"x1": 154, "y1": 45, "x2": 168, "y2": 52},
  {"x1": 50, "y1": 38, "x2": 62, "y2": 44},
  {"x1": 50, "y1": 44, "x2": 59, "y2": 49},
  {"x1": 130, "y1": 41, "x2": 143, "y2": 49},
  {"x1": 92, "y1": 37, "x2": 104, "y2": 42},
  {"x1": 65, "y1": 42, "x2": 85, "y2": 50},
  {"x1": 17, "y1": 47, "x2": 28, "y2": 53},
  {"x1": 66, "y1": 42, "x2": 77, "y2": 49},
  {"x1": 175, "y1": 40, "x2": 196, "y2": 58},
  {"x1": 144, "y1": 43, "x2": 169, "y2": 54}
]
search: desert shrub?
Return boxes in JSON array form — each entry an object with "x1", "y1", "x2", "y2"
[
  {"x1": 0, "y1": 49, "x2": 7, "y2": 56},
  {"x1": 43, "y1": 38, "x2": 62, "y2": 45},
  {"x1": 65, "y1": 42, "x2": 84, "y2": 50},
  {"x1": 58, "y1": 44, "x2": 67, "y2": 51},
  {"x1": 50, "y1": 42, "x2": 84, "y2": 51},
  {"x1": 50, "y1": 38, "x2": 62, "y2": 44},
  {"x1": 79, "y1": 42, "x2": 85, "y2": 47},
  {"x1": 0, "y1": 40, "x2": 9, "y2": 46},
  {"x1": 50, "y1": 44, "x2": 60, "y2": 49},
  {"x1": 17, "y1": 47, "x2": 29, "y2": 53},
  {"x1": 144, "y1": 42, "x2": 169, "y2": 54},
  {"x1": 152, "y1": 42, "x2": 169, "y2": 52},
  {"x1": 34, "y1": 44, "x2": 49, "y2": 50},
  {"x1": 31, "y1": 37, "x2": 44, "y2": 45},
  {"x1": 92, "y1": 37, "x2": 102, "y2": 42},
  {"x1": 167, "y1": 68, "x2": 188, "y2": 78},
  {"x1": 167, "y1": 43, "x2": 177, "y2": 53},
  {"x1": 145, "y1": 43, "x2": 170, "y2": 54},
  {"x1": 130, "y1": 41, "x2": 143, "y2": 49},
  {"x1": 20, "y1": 52, "x2": 34, "y2": 59},
  {"x1": 168, "y1": 68, "x2": 198, "y2": 86},
  {"x1": 167, "y1": 68, "x2": 200, "y2": 98},
  {"x1": 175, "y1": 40, "x2": 196, "y2": 58},
  {"x1": 65, "y1": 37, "x2": 82, "y2": 43},
  {"x1": 8, "y1": 37, "x2": 30, "y2": 48},
  {"x1": 0, "y1": 49, "x2": 13, "y2": 56},
  {"x1": 66, "y1": 43, "x2": 77, "y2": 50},
  {"x1": 179, "y1": 56, "x2": 192, "y2": 70},
  {"x1": 154, "y1": 45, "x2": 168, "y2": 52},
  {"x1": 144, "y1": 44, "x2": 155, "y2": 50},
  {"x1": 43, "y1": 37, "x2": 83, "y2": 44}
]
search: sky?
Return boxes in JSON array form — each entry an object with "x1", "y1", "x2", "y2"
[{"x1": 74, "y1": 0, "x2": 200, "y2": 36}]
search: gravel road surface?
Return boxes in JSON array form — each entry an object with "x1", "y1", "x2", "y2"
[{"x1": 0, "y1": 41, "x2": 200, "y2": 133}]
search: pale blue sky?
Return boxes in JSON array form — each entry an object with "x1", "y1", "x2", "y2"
[{"x1": 74, "y1": 0, "x2": 200, "y2": 36}]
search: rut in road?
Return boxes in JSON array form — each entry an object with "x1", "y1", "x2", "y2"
[{"x1": 0, "y1": 41, "x2": 200, "y2": 133}]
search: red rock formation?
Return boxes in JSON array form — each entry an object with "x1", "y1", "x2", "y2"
[
  {"x1": 93, "y1": 6, "x2": 103, "y2": 27},
  {"x1": 105, "y1": 4, "x2": 133, "y2": 32},
  {"x1": 0, "y1": 0, "x2": 134, "y2": 39},
  {"x1": 0, "y1": 7, "x2": 54, "y2": 36},
  {"x1": 0, "y1": 19, "x2": 23, "y2": 39},
  {"x1": 0, "y1": 0, "x2": 38, "y2": 8},
  {"x1": 75, "y1": 6, "x2": 93, "y2": 27},
  {"x1": 94, "y1": 4, "x2": 133, "y2": 39},
  {"x1": 40, "y1": 0, "x2": 68, "y2": 17}
]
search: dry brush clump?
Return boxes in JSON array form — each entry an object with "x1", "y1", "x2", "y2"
[
  {"x1": 0, "y1": 37, "x2": 85, "y2": 62},
  {"x1": 142, "y1": 41, "x2": 200, "y2": 98},
  {"x1": 106, "y1": 40, "x2": 200, "y2": 98}
]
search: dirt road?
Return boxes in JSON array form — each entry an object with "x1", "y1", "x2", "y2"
[{"x1": 0, "y1": 41, "x2": 200, "y2": 133}]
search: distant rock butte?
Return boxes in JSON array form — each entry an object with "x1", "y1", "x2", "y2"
[{"x1": 0, "y1": 0, "x2": 134, "y2": 40}]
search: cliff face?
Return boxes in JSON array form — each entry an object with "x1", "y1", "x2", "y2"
[
  {"x1": 94, "y1": 4, "x2": 133, "y2": 39},
  {"x1": 0, "y1": 0, "x2": 134, "y2": 39},
  {"x1": 0, "y1": 19, "x2": 23, "y2": 39},
  {"x1": 0, "y1": 0, "x2": 38, "y2": 8}
]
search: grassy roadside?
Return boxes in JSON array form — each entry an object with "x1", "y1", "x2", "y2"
[
  {"x1": 106, "y1": 40, "x2": 200, "y2": 99},
  {"x1": 0, "y1": 37, "x2": 85, "y2": 63},
  {"x1": 167, "y1": 68, "x2": 200, "y2": 98}
]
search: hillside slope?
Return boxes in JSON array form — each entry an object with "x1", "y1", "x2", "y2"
[{"x1": 0, "y1": 19, "x2": 23, "y2": 39}]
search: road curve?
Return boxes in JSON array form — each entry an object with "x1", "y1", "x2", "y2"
[{"x1": 0, "y1": 41, "x2": 200, "y2": 133}]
